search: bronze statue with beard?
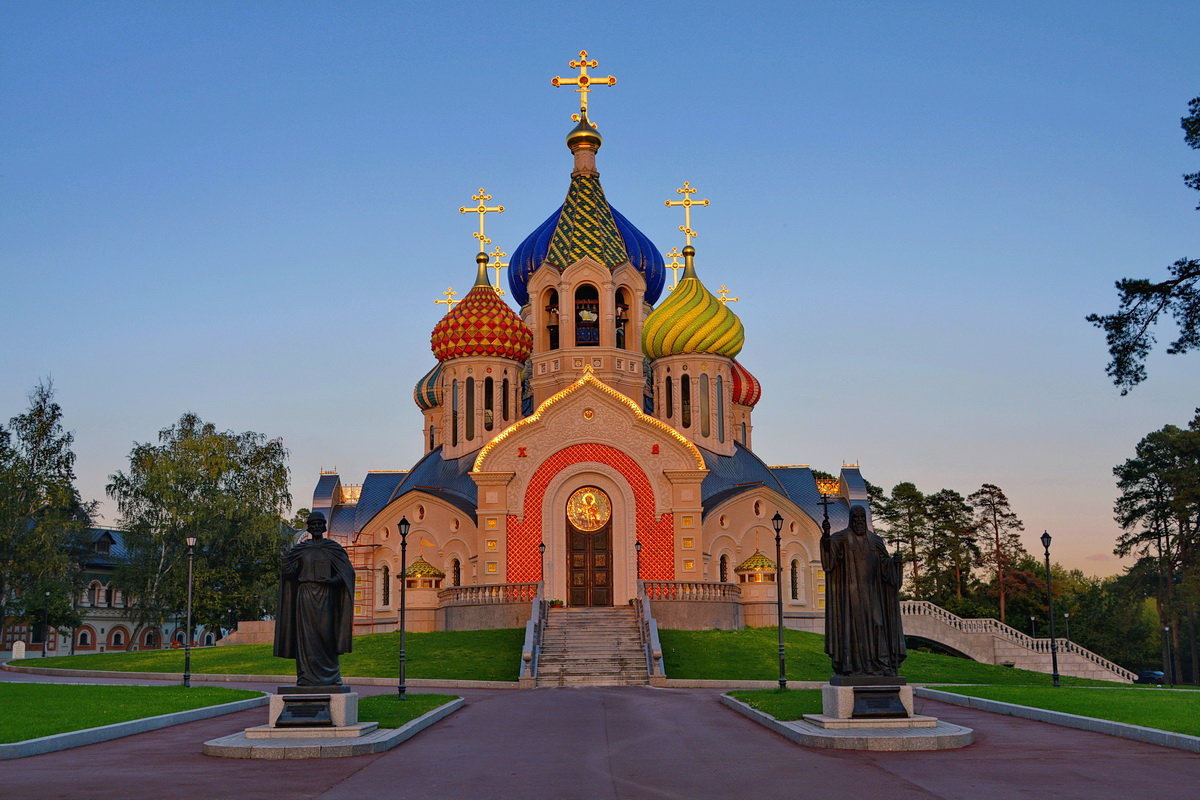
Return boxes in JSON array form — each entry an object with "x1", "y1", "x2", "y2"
[
  {"x1": 274, "y1": 512, "x2": 356, "y2": 686},
  {"x1": 820, "y1": 505, "x2": 907, "y2": 677}
]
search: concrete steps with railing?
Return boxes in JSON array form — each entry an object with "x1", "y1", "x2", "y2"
[{"x1": 535, "y1": 607, "x2": 649, "y2": 687}]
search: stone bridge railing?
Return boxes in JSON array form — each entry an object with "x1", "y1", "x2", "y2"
[{"x1": 900, "y1": 600, "x2": 1137, "y2": 682}]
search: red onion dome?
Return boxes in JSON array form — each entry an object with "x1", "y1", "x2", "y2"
[
  {"x1": 431, "y1": 253, "x2": 533, "y2": 363},
  {"x1": 731, "y1": 359, "x2": 761, "y2": 407}
]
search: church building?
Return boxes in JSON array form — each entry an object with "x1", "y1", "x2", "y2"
[{"x1": 308, "y1": 53, "x2": 871, "y2": 635}]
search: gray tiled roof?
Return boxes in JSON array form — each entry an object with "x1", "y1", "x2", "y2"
[
  {"x1": 355, "y1": 471, "x2": 408, "y2": 532},
  {"x1": 387, "y1": 447, "x2": 478, "y2": 522}
]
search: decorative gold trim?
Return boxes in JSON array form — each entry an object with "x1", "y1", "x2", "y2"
[{"x1": 473, "y1": 371, "x2": 705, "y2": 471}]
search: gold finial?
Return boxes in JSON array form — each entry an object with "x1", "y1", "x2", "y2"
[
  {"x1": 551, "y1": 50, "x2": 616, "y2": 117},
  {"x1": 434, "y1": 287, "x2": 460, "y2": 310},
  {"x1": 459, "y1": 188, "x2": 504, "y2": 254},
  {"x1": 487, "y1": 246, "x2": 508, "y2": 296},
  {"x1": 663, "y1": 246, "x2": 684, "y2": 291},
  {"x1": 717, "y1": 285, "x2": 740, "y2": 304},
  {"x1": 664, "y1": 181, "x2": 710, "y2": 246}
]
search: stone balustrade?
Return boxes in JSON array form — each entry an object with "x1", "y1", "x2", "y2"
[
  {"x1": 641, "y1": 580, "x2": 742, "y2": 602},
  {"x1": 438, "y1": 583, "x2": 541, "y2": 606}
]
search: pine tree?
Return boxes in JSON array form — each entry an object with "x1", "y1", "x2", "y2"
[{"x1": 968, "y1": 483, "x2": 1027, "y2": 624}]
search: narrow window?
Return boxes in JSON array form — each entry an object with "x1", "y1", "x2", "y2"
[
  {"x1": 719, "y1": 554, "x2": 729, "y2": 583},
  {"x1": 740, "y1": 422, "x2": 747, "y2": 444},
  {"x1": 615, "y1": 288, "x2": 630, "y2": 349},
  {"x1": 381, "y1": 564, "x2": 391, "y2": 606},
  {"x1": 716, "y1": 376, "x2": 725, "y2": 442},
  {"x1": 112, "y1": 631, "x2": 124, "y2": 646},
  {"x1": 665, "y1": 376, "x2": 674, "y2": 419},
  {"x1": 502, "y1": 377, "x2": 510, "y2": 421},
  {"x1": 545, "y1": 290, "x2": 560, "y2": 350},
  {"x1": 465, "y1": 377, "x2": 475, "y2": 440},
  {"x1": 429, "y1": 425, "x2": 436, "y2": 450},
  {"x1": 204, "y1": 632, "x2": 214, "y2": 646},
  {"x1": 453, "y1": 558, "x2": 462, "y2": 587},
  {"x1": 451, "y1": 379, "x2": 459, "y2": 446},
  {"x1": 681, "y1": 375, "x2": 692, "y2": 428},
  {"x1": 484, "y1": 377, "x2": 495, "y2": 431},
  {"x1": 791, "y1": 560, "x2": 799, "y2": 601},
  {"x1": 574, "y1": 284, "x2": 600, "y2": 346},
  {"x1": 700, "y1": 374, "x2": 710, "y2": 436},
  {"x1": 78, "y1": 630, "x2": 90, "y2": 647}
]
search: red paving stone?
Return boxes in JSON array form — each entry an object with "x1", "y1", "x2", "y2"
[{"x1": 2, "y1": 675, "x2": 1198, "y2": 800}]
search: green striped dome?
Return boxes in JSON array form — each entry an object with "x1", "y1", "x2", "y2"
[{"x1": 642, "y1": 246, "x2": 744, "y2": 359}]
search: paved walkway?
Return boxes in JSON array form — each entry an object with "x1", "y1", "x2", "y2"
[{"x1": 2, "y1": 672, "x2": 1198, "y2": 799}]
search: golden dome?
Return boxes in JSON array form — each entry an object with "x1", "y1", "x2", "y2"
[{"x1": 566, "y1": 114, "x2": 603, "y2": 151}]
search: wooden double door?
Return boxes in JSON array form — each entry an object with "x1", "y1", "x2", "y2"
[{"x1": 566, "y1": 486, "x2": 612, "y2": 607}]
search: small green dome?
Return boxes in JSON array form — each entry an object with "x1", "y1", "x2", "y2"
[
  {"x1": 405, "y1": 556, "x2": 445, "y2": 579},
  {"x1": 642, "y1": 246, "x2": 744, "y2": 359},
  {"x1": 734, "y1": 550, "x2": 777, "y2": 573}
]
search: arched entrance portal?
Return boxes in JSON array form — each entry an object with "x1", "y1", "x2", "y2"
[{"x1": 566, "y1": 486, "x2": 612, "y2": 607}]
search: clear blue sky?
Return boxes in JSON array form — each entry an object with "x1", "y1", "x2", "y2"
[{"x1": 2, "y1": 1, "x2": 1196, "y2": 574}]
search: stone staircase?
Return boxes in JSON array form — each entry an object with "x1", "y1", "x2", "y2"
[{"x1": 535, "y1": 607, "x2": 649, "y2": 687}]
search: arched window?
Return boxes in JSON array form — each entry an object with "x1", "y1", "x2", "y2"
[
  {"x1": 681, "y1": 375, "x2": 692, "y2": 428},
  {"x1": 484, "y1": 377, "x2": 494, "y2": 431},
  {"x1": 144, "y1": 630, "x2": 158, "y2": 648},
  {"x1": 544, "y1": 289, "x2": 560, "y2": 350},
  {"x1": 665, "y1": 375, "x2": 674, "y2": 419},
  {"x1": 381, "y1": 564, "x2": 391, "y2": 606},
  {"x1": 111, "y1": 589, "x2": 123, "y2": 608},
  {"x1": 465, "y1": 377, "x2": 475, "y2": 440},
  {"x1": 699, "y1": 374, "x2": 710, "y2": 437},
  {"x1": 452, "y1": 558, "x2": 462, "y2": 587},
  {"x1": 716, "y1": 376, "x2": 725, "y2": 442},
  {"x1": 204, "y1": 632, "x2": 215, "y2": 646},
  {"x1": 719, "y1": 554, "x2": 729, "y2": 583},
  {"x1": 574, "y1": 284, "x2": 600, "y2": 345},
  {"x1": 112, "y1": 630, "x2": 125, "y2": 647},
  {"x1": 88, "y1": 582, "x2": 101, "y2": 606},
  {"x1": 174, "y1": 630, "x2": 186, "y2": 644},
  {"x1": 78, "y1": 630, "x2": 91, "y2": 647},
  {"x1": 501, "y1": 377, "x2": 510, "y2": 421},
  {"x1": 791, "y1": 560, "x2": 800, "y2": 601},
  {"x1": 451, "y1": 379, "x2": 460, "y2": 446}
]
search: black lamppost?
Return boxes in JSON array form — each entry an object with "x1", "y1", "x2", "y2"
[
  {"x1": 538, "y1": 541, "x2": 546, "y2": 583},
  {"x1": 41, "y1": 590, "x2": 50, "y2": 657},
  {"x1": 1163, "y1": 625, "x2": 1175, "y2": 687},
  {"x1": 634, "y1": 540, "x2": 642, "y2": 583},
  {"x1": 1040, "y1": 530, "x2": 1060, "y2": 687},
  {"x1": 772, "y1": 512, "x2": 786, "y2": 690},
  {"x1": 1063, "y1": 612, "x2": 1071, "y2": 642},
  {"x1": 1030, "y1": 615, "x2": 1037, "y2": 637},
  {"x1": 397, "y1": 517, "x2": 410, "y2": 700},
  {"x1": 184, "y1": 535, "x2": 197, "y2": 687}
]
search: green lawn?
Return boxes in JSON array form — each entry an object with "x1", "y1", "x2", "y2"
[
  {"x1": 728, "y1": 689, "x2": 823, "y2": 720},
  {"x1": 358, "y1": 693, "x2": 460, "y2": 728},
  {"x1": 0, "y1": 684, "x2": 259, "y2": 743},
  {"x1": 934, "y1": 686, "x2": 1200, "y2": 736},
  {"x1": 24, "y1": 628, "x2": 524, "y2": 682},
  {"x1": 660, "y1": 628, "x2": 1121, "y2": 686}
]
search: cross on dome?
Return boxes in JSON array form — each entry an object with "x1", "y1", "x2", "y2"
[
  {"x1": 434, "y1": 287, "x2": 460, "y2": 310},
  {"x1": 718, "y1": 285, "x2": 740, "y2": 304},
  {"x1": 551, "y1": 50, "x2": 617, "y2": 117},
  {"x1": 458, "y1": 188, "x2": 504, "y2": 254},
  {"x1": 664, "y1": 246, "x2": 684, "y2": 291},
  {"x1": 487, "y1": 246, "x2": 508, "y2": 296},
  {"x1": 665, "y1": 181, "x2": 710, "y2": 246}
]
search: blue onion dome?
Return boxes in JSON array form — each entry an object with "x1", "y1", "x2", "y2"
[
  {"x1": 413, "y1": 363, "x2": 442, "y2": 410},
  {"x1": 507, "y1": 201, "x2": 665, "y2": 306}
]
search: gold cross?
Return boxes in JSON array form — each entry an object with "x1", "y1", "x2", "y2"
[
  {"x1": 434, "y1": 287, "x2": 459, "y2": 310},
  {"x1": 664, "y1": 181, "x2": 710, "y2": 245},
  {"x1": 717, "y1": 285, "x2": 740, "y2": 304},
  {"x1": 663, "y1": 247, "x2": 684, "y2": 291},
  {"x1": 551, "y1": 50, "x2": 616, "y2": 116},
  {"x1": 459, "y1": 188, "x2": 504, "y2": 253},
  {"x1": 487, "y1": 246, "x2": 508, "y2": 296}
]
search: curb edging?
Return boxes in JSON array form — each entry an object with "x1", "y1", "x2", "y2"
[
  {"x1": 0, "y1": 694, "x2": 269, "y2": 760},
  {"x1": 916, "y1": 687, "x2": 1200, "y2": 753}
]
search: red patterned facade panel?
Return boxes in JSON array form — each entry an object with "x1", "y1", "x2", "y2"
[{"x1": 506, "y1": 443, "x2": 675, "y2": 584}]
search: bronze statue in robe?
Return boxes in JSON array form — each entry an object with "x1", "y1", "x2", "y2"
[
  {"x1": 274, "y1": 512, "x2": 356, "y2": 686},
  {"x1": 820, "y1": 505, "x2": 907, "y2": 677}
]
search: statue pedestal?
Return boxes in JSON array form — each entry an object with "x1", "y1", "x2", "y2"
[
  {"x1": 243, "y1": 686, "x2": 378, "y2": 740},
  {"x1": 804, "y1": 676, "x2": 939, "y2": 730}
]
